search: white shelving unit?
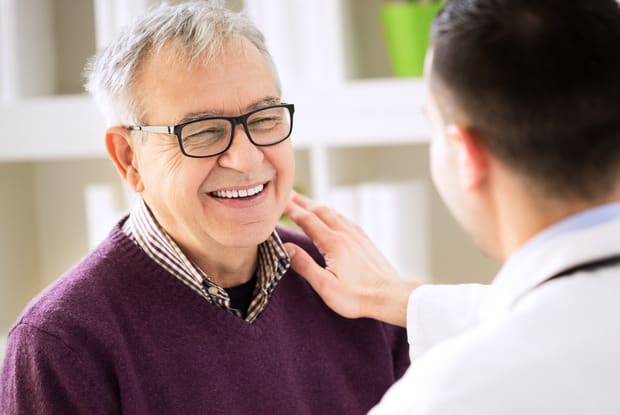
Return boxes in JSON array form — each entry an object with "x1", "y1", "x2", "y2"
[
  {"x1": 0, "y1": 0, "x2": 499, "y2": 340},
  {"x1": 0, "y1": 79, "x2": 427, "y2": 162},
  {"x1": 0, "y1": 95, "x2": 105, "y2": 161}
]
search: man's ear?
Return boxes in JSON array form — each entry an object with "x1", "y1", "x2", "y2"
[
  {"x1": 446, "y1": 125, "x2": 489, "y2": 191},
  {"x1": 105, "y1": 127, "x2": 144, "y2": 193}
]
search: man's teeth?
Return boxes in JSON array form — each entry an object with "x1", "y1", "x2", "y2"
[{"x1": 212, "y1": 184, "x2": 264, "y2": 199}]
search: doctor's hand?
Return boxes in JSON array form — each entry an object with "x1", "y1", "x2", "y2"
[{"x1": 284, "y1": 192, "x2": 422, "y2": 328}]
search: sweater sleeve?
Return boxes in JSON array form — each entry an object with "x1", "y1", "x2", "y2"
[
  {"x1": 384, "y1": 323, "x2": 411, "y2": 381},
  {"x1": 0, "y1": 323, "x2": 116, "y2": 415}
]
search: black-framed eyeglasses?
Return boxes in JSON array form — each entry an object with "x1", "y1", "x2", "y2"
[{"x1": 127, "y1": 103, "x2": 295, "y2": 158}]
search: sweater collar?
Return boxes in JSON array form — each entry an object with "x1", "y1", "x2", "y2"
[{"x1": 122, "y1": 198, "x2": 290, "y2": 322}]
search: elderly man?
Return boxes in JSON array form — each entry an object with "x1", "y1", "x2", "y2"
[
  {"x1": 285, "y1": 0, "x2": 620, "y2": 413},
  {"x1": 0, "y1": 2, "x2": 408, "y2": 414}
]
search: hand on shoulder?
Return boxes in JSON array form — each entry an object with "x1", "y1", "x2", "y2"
[{"x1": 284, "y1": 192, "x2": 422, "y2": 327}]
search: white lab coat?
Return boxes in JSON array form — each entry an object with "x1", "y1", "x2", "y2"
[{"x1": 370, "y1": 213, "x2": 620, "y2": 414}]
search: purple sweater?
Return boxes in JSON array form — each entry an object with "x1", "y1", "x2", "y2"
[{"x1": 0, "y1": 223, "x2": 409, "y2": 414}]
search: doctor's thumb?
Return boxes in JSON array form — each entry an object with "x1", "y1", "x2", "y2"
[{"x1": 284, "y1": 242, "x2": 325, "y2": 287}]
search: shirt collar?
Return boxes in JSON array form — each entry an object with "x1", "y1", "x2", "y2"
[
  {"x1": 123, "y1": 197, "x2": 290, "y2": 321},
  {"x1": 479, "y1": 202, "x2": 620, "y2": 320}
]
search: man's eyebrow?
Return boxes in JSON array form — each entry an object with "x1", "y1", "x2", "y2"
[
  {"x1": 245, "y1": 96, "x2": 281, "y2": 111},
  {"x1": 176, "y1": 96, "x2": 282, "y2": 124}
]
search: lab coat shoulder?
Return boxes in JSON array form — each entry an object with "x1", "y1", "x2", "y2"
[
  {"x1": 407, "y1": 283, "x2": 490, "y2": 360},
  {"x1": 372, "y1": 307, "x2": 565, "y2": 414},
  {"x1": 371, "y1": 321, "x2": 505, "y2": 414},
  {"x1": 373, "y1": 269, "x2": 620, "y2": 415}
]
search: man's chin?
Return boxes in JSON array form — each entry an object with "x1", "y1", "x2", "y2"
[{"x1": 216, "y1": 220, "x2": 277, "y2": 248}]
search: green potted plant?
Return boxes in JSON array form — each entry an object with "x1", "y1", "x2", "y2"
[{"x1": 381, "y1": 0, "x2": 443, "y2": 77}]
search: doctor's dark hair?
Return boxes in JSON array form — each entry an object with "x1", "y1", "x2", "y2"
[{"x1": 430, "y1": 0, "x2": 620, "y2": 200}]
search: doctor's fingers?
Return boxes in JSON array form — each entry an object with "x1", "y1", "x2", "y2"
[
  {"x1": 284, "y1": 241, "x2": 363, "y2": 319},
  {"x1": 285, "y1": 200, "x2": 370, "y2": 265},
  {"x1": 287, "y1": 192, "x2": 367, "y2": 238},
  {"x1": 285, "y1": 199, "x2": 336, "y2": 253}
]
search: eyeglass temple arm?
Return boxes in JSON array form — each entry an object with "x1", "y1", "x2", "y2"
[{"x1": 127, "y1": 126, "x2": 173, "y2": 134}]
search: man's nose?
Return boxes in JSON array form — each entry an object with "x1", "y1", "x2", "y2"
[{"x1": 217, "y1": 124, "x2": 263, "y2": 171}]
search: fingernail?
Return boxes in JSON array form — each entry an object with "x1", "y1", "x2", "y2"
[{"x1": 286, "y1": 246, "x2": 296, "y2": 258}]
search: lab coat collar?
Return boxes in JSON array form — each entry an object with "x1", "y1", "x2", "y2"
[{"x1": 478, "y1": 206, "x2": 620, "y2": 321}]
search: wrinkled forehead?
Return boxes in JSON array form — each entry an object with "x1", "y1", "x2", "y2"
[{"x1": 133, "y1": 36, "x2": 279, "y2": 124}]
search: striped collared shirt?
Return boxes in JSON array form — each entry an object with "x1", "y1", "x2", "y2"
[{"x1": 122, "y1": 198, "x2": 290, "y2": 323}]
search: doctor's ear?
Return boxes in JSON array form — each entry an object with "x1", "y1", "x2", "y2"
[
  {"x1": 105, "y1": 127, "x2": 144, "y2": 193},
  {"x1": 446, "y1": 125, "x2": 489, "y2": 190}
]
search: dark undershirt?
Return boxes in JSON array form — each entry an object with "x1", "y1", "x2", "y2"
[{"x1": 224, "y1": 275, "x2": 258, "y2": 319}]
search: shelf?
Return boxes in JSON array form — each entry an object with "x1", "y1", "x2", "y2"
[
  {"x1": 0, "y1": 95, "x2": 105, "y2": 162},
  {"x1": 0, "y1": 79, "x2": 430, "y2": 162},
  {"x1": 0, "y1": 0, "x2": 96, "y2": 99},
  {"x1": 289, "y1": 78, "x2": 430, "y2": 148}
]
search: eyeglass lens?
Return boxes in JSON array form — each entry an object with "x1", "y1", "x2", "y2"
[{"x1": 180, "y1": 106, "x2": 292, "y2": 157}]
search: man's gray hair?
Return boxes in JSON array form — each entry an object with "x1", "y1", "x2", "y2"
[{"x1": 84, "y1": 0, "x2": 280, "y2": 126}]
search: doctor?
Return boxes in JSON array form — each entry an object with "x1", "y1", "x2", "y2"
[{"x1": 285, "y1": 0, "x2": 620, "y2": 413}]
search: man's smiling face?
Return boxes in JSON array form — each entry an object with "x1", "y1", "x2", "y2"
[{"x1": 131, "y1": 37, "x2": 294, "y2": 262}]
